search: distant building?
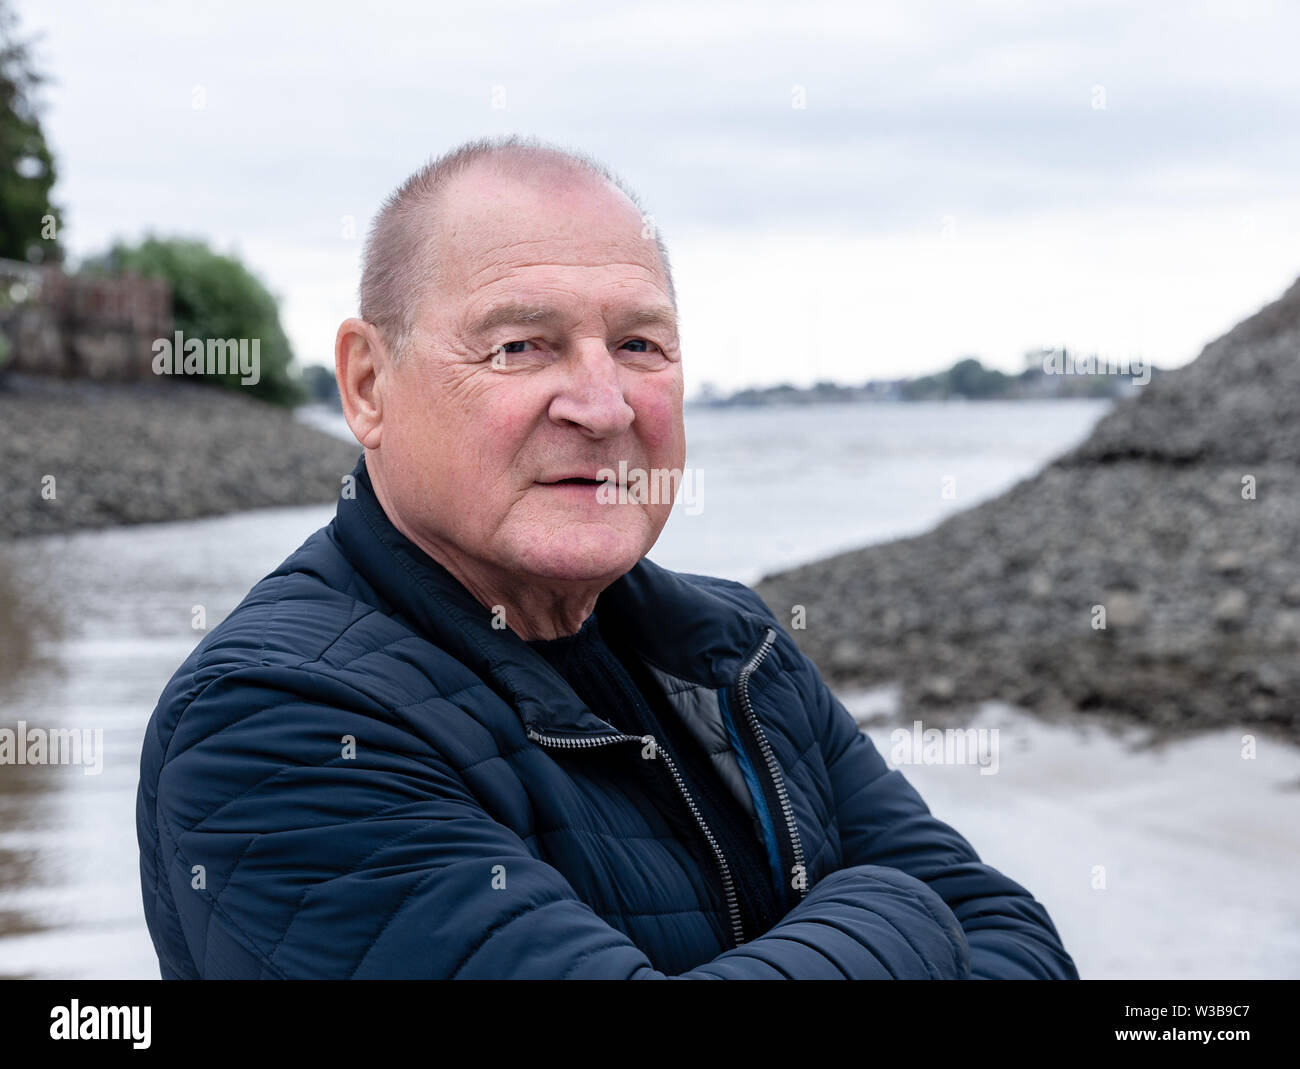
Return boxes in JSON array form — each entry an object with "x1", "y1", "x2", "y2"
[{"x1": 0, "y1": 260, "x2": 171, "y2": 381}]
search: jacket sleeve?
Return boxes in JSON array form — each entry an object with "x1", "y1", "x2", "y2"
[
  {"x1": 791, "y1": 640, "x2": 1080, "y2": 980},
  {"x1": 152, "y1": 666, "x2": 973, "y2": 979}
]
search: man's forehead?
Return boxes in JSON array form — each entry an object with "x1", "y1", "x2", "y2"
[{"x1": 439, "y1": 249, "x2": 673, "y2": 330}]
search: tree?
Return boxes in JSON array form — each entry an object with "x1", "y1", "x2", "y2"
[
  {"x1": 0, "y1": 0, "x2": 62, "y2": 263},
  {"x1": 947, "y1": 357, "x2": 1008, "y2": 398},
  {"x1": 80, "y1": 236, "x2": 306, "y2": 405}
]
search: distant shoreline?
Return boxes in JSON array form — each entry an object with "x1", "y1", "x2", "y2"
[
  {"x1": 683, "y1": 395, "x2": 1114, "y2": 409},
  {"x1": 690, "y1": 355, "x2": 1158, "y2": 407}
]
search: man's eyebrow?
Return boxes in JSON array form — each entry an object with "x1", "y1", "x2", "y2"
[
  {"x1": 616, "y1": 306, "x2": 679, "y2": 335},
  {"x1": 465, "y1": 302, "x2": 678, "y2": 338},
  {"x1": 466, "y1": 303, "x2": 558, "y2": 337}
]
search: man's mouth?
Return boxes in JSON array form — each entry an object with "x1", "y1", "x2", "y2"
[
  {"x1": 534, "y1": 473, "x2": 627, "y2": 501},
  {"x1": 536, "y1": 471, "x2": 620, "y2": 487}
]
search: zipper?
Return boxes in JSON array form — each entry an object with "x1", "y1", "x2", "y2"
[
  {"x1": 525, "y1": 726, "x2": 746, "y2": 948},
  {"x1": 736, "y1": 627, "x2": 809, "y2": 902}
]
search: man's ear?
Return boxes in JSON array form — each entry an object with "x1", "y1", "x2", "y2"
[{"x1": 336, "y1": 318, "x2": 387, "y2": 449}]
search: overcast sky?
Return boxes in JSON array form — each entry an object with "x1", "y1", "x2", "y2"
[{"x1": 16, "y1": 0, "x2": 1300, "y2": 393}]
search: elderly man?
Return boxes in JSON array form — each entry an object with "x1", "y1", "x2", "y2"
[{"x1": 136, "y1": 135, "x2": 1078, "y2": 980}]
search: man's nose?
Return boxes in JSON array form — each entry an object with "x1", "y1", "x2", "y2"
[{"x1": 547, "y1": 342, "x2": 636, "y2": 438}]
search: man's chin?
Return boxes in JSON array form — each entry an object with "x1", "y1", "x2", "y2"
[{"x1": 506, "y1": 527, "x2": 652, "y2": 584}]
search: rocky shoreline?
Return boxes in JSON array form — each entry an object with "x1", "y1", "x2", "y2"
[
  {"x1": 0, "y1": 373, "x2": 360, "y2": 540},
  {"x1": 755, "y1": 275, "x2": 1300, "y2": 744},
  {"x1": 5, "y1": 272, "x2": 1297, "y2": 746}
]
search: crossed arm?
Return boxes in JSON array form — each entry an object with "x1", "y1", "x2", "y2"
[{"x1": 154, "y1": 658, "x2": 1075, "y2": 979}]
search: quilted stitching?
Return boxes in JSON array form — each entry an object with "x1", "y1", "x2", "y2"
[{"x1": 134, "y1": 473, "x2": 1079, "y2": 980}]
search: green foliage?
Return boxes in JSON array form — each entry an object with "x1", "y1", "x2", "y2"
[
  {"x1": 81, "y1": 236, "x2": 305, "y2": 405},
  {"x1": 0, "y1": 0, "x2": 62, "y2": 263},
  {"x1": 948, "y1": 357, "x2": 1010, "y2": 398},
  {"x1": 903, "y1": 356, "x2": 1009, "y2": 400}
]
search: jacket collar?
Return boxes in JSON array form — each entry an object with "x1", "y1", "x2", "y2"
[{"x1": 330, "y1": 454, "x2": 771, "y2": 736}]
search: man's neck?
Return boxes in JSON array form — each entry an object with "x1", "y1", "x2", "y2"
[{"x1": 365, "y1": 460, "x2": 609, "y2": 641}]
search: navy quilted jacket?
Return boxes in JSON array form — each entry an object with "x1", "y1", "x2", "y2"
[{"x1": 136, "y1": 455, "x2": 1078, "y2": 980}]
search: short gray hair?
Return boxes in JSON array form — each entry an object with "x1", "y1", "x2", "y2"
[{"x1": 358, "y1": 134, "x2": 676, "y2": 363}]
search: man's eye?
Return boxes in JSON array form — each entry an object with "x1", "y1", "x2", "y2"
[
  {"x1": 620, "y1": 339, "x2": 663, "y2": 354},
  {"x1": 488, "y1": 340, "x2": 540, "y2": 367},
  {"x1": 489, "y1": 339, "x2": 665, "y2": 366}
]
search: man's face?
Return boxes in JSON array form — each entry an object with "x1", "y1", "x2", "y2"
[{"x1": 372, "y1": 163, "x2": 685, "y2": 589}]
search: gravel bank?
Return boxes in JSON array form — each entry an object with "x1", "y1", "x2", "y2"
[
  {"x1": 0, "y1": 374, "x2": 361, "y2": 539},
  {"x1": 755, "y1": 275, "x2": 1300, "y2": 742}
]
